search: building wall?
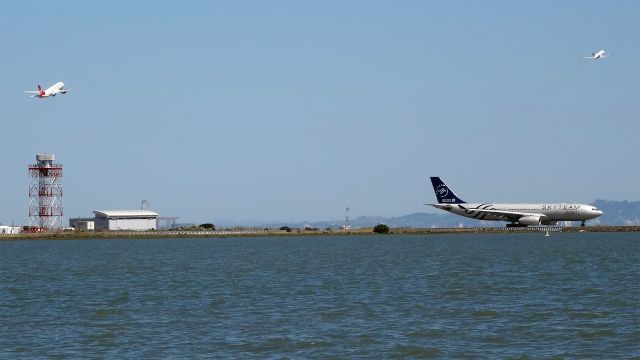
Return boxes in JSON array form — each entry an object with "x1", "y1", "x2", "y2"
[
  {"x1": 102, "y1": 218, "x2": 157, "y2": 231},
  {"x1": 94, "y1": 217, "x2": 109, "y2": 230},
  {"x1": 70, "y1": 218, "x2": 95, "y2": 228},
  {"x1": 75, "y1": 221, "x2": 95, "y2": 230},
  {"x1": 0, "y1": 226, "x2": 22, "y2": 234}
]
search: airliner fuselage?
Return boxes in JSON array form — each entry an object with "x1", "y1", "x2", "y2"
[{"x1": 432, "y1": 203, "x2": 603, "y2": 225}]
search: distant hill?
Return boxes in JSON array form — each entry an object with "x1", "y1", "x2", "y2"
[
  {"x1": 266, "y1": 213, "x2": 509, "y2": 229},
  {"x1": 218, "y1": 200, "x2": 640, "y2": 229},
  {"x1": 591, "y1": 200, "x2": 640, "y2": 226}
]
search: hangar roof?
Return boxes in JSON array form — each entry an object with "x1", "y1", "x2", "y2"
[{"x1": 93, "y1": 210, "x2": 159, "y2": 218}]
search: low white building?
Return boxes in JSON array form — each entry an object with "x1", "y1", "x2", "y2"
[
  {"x1": 93, "y1": 210, "x2": 159, "y2": 231},
  {"x1": 0, "y1": 226, "x2": 21, "y2": 234},
  {"x1": 69, "y1": 217, "x2": 96, "y2": 230},
  {"x1": 75, "y1": 220, "x2": 95, "y2": 230}
]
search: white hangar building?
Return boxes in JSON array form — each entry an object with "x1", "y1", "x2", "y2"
[{"x1": 93, "y1": 210, "x2": 159, "y2": 231}]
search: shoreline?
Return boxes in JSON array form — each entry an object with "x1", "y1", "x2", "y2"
[{"x1": 1, "y1": 225, "x2": 638, "y2": 241}]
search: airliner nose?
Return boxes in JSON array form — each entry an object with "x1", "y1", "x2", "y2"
[{"x1": 584, "y1": 206, "x2": 603, "y2": 218}]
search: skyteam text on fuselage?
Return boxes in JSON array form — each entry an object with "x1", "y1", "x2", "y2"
[{"x1": 428, "y1": 177, "x2": 603, "y2": 227}]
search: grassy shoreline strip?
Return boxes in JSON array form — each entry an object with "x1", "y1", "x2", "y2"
[{"x1": 1, "y1": 226, "x2": 638, "y2": 241}]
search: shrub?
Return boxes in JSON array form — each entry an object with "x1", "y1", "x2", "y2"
[
  {"x1": 279, "y1": 226, "x2": 292, "y2": 232},
  {"x1": 373, "y1": 224, "x2": 389, "y2": 234},
  {"x1": 199, "y1": 223, "x2": 215, "y2": 230}
]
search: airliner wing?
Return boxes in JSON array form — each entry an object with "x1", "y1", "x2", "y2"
[
  {"x1": 460, "y1": 207, "x2": 546, "y2": 221},
  {"x1": 59, "y1": 89, "x2": 73, "y2": 94}
]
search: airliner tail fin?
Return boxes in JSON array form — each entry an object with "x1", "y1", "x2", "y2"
[{"x1": 430, "y1": 177, "x2": 466, "y2": 204}]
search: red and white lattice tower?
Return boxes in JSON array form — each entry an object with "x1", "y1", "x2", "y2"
[
  {"x1": 343, "y1": 206, "x2": 351, "y2": 230},
  {"x1": 28, "y1": 154, "x2": 63, "y2": 230}
]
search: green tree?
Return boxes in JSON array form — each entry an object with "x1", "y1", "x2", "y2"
[
  {"x1": 373, "y1": 224, "x2": 389, "y2": 234},
  {"x1": 199, "y1": 223, "x2": 215, "y2": 230},
  {"x1": 279, "y1": 226, "x2": 292, "y2": 232}
]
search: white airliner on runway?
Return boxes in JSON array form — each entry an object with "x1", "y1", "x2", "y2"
[
  {"x1": 428, "y1": 177, "x2": 603, "y2": 227},
  {"x1": 583, "y1": 50, "x2": 609, "y2": 60},
  {"x1": 24, "y1": 82, "x2": 72, "y2": 98}
]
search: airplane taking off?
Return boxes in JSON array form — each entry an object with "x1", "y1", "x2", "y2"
[
  {"x1": 428, "y1": 177, "x2": 603, "y2": 227},
  {"x1": 583, "y1": 50, "x2": 609, "y2": 60},
  {"x1": 24, "y1": 82, "x2": 72, "y2": 98}
]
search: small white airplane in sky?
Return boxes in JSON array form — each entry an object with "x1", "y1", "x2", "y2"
[
  {"x1": 583, "y1": 50, "x2": 609, "y2": 60},
  {"x1": 24, "y1": 82, "x2": 73, "y2": 98}
]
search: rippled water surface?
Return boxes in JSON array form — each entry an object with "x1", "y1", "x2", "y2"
[{"x1": 1, "y1": 233, "x2": 638, "y2": 358}]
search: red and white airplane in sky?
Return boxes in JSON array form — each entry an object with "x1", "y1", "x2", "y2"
[
  {"x1": 24, "y1": 82, "x2": 73, "y2": 98},
  {"x1": 583, "y1": 50, "x2": 609, "y2": 60}
]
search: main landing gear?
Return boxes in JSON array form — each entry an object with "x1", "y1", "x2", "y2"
[
  {"x1": 506, "y1": 223, "x2": 528, "y2": 228},
  {"x1": 581, "y1": 221, "x2": 586, "y2": 227}
]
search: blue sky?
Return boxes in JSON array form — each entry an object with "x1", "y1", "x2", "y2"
[{"x1": 1, "y1": 1, "x2": 638, "y2": 225}]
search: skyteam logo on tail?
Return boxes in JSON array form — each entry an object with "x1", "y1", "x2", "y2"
[
  {"x1": 436, "y1": 185, "x2": 449, "y2": 198},
  {"x1": 430, "y1": 177, "x2": 466, "y2": 204}
]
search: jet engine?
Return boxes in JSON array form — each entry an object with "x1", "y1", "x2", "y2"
[{"x1": 519, "y1": 216, "x2": 542, "y2": 225}]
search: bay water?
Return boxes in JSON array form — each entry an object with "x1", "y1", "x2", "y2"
[{"x1": 1, "y1": 233, "x2": 638, "y2": 358}]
